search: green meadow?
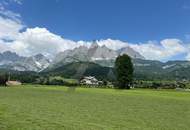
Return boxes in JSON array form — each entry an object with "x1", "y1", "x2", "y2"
[{"x1": 0, "y1": 85, "x2": 190, "y2": 130}]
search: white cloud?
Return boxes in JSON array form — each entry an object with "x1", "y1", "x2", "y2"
[
  {"x1": 0, "y1": 9, "x2": 83, "y2": 57},
  {"x1": 0, "y1": 16, "x2": 24, "y2": 39},
  {"x1": 0, "y1": 0, "x2": 23, "y2": 6},
  {"x1": 161, "y1": 39, "x2": 186, "y2": 54},
  {"x1": 0, "y1": 39, "x2": 10, "y2": 52},
  {"x1": 96, "y1": 39, "x2": 128, "y2": 50},
  {"x1": 9, "y1": 27, "x2": 87, "y2": 56},
  {"x1": 185, "y1": 45, "x2": 190, "y2": 61},
  {"x1": 186, "y1": 53, "x2": 190, "y2": 60},
  {"x1": 0, "y1": 0, "x2": 24, "y2": 40},
  {"x1": 0, "y1": 9, "x2": 21, "y2": 23},
  {"x1": 130, "y1": 39, "x2": 188, "y2": 60},
  {"x1": 77, "y1": 40, "x2": 92, "y2": 48}
]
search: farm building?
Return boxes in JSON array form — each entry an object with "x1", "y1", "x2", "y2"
[
  {"x1": 80, "y1": 76, "x2": 101, "y2": 85},
  {"x1": 6, "y1": 81, "x2": 22, "y2": 86}
]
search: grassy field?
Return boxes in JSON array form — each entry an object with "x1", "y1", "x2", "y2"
[{"x1": 0, "y1": 85, "x2": 190, "y2": 130}]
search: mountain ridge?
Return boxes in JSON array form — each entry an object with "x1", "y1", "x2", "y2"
[
  {"x1": 0, "y1": 51, "x2": 50, "y2": 72},
  {"x1": 0, "y1": 45, "x2": 190, "y2": 81},
  {"x1": 51, "y1": 42, "x2": 144, "y2": 68}
]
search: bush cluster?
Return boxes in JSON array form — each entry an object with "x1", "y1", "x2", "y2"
[
  {"x1": 133, "y1": 81, "x2": 188, "y2": 89},
  {"x1": 35, "y1": 76, "x2": 79, "y2": 86}
]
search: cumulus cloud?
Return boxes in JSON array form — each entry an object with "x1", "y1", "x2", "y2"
[
  {"x1": 130, "y1": 39, "x2": 188, "y2": 60},
  {"x1": 9, "y1": 27, "x2": 81, "y2": 56},
  {"x1": 0, "y1": 14, "x2": 84, "y2": 56},
  {"x1": 186, "y1": 53, "x2": 190, "y2": 60},
  {"x1": 0, "y1": 39, "x2": 10, "y2": 52},
  {"x1": 96, "y1": 39, "x2": 128, "y2": 50}
]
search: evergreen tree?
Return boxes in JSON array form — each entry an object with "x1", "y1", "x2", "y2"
[
  {"x1": 115, "y1": 54, "x2": 134, "y2": 89},
  {"x1": 0, "y1": 74, "x2": 8, "y2": 85}
]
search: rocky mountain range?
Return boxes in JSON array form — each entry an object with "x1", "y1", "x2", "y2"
[
  {"x1": 50, "y1": 42, "x2": 144, "y2": 68},
  {"x1": 0, "y1": 51, "x2": 50, "y2": 72},
  {"x1": 0, "y1": 43, "x2": 145, "y2": 71},
  {"x1": 117, "y1": 47, "x2": 145, "y2": 59},
  {"x1": 0, "y1": 43, "x2": 190, "y2": 80}
]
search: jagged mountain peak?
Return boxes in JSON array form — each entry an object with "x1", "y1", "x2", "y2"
[
  {"x1": 73, "y1": 45, "x2": 89, "y2": 52},
  {"x1": 0, "y1": 52, "x2": 50, "y2": 72},
  {"x1": 51, "y1": 42, "x2": 145, "y2": 68},
  {"x1": 101, "y1": 45, "x2": 107, "y2": 48},
  {"x1": 0, "y1": 51, "x2": 25, "y2": 62},
  {"x1": 117, "y1": 46, "x2": 145, "y2": 59},
  {"x1": 88, "y1": 43, "x2": 118, "y2": 60},
  {"x1": 2, "y1": 51, "x2": 17, "y2": 55},
  {"x1": 34, "y1": 53, "x2": 45, "y2": 59},
  {"x1": 90, "y1": 42, "x2": 99, "y2": 48}
]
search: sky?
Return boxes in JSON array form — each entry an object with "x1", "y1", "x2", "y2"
[{"x1": 0, "y1": 0, "x2": 190, "y2": 61}]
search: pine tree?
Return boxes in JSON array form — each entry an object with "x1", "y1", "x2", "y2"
[{"x1": 115, "y1": 54, "x2": 134, "y2": 89}]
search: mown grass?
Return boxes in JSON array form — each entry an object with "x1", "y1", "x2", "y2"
[{"x1": 0, "y1": 85, "x2": 190, "y2": 130}]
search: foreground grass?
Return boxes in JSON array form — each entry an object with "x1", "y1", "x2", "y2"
[{"x1": 0, "y1": 85, "x2": 190, "y2": 130}]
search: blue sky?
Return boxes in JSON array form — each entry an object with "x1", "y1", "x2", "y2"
[
  {"x1": 0, "y1": 0, "x2": 190, "y2": 61},
  {"x1": 9, "y1": 0, "x2": 190, "y2": 42}
]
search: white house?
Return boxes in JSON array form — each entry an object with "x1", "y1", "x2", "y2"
[{"x1": 80, "y1": 76, "x2": 99, "y2": 85}]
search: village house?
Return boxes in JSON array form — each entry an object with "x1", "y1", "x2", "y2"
[{"x1": 80, "y1": 76, "x2": 102, "y2": 86}]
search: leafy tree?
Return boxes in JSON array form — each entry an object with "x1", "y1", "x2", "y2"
[
  {"x1": 115, "y1": 54, "x2": 134, "y2": 89},
  {"x1": 103, "y1": 79, "x2": 108, "y2": 86}
]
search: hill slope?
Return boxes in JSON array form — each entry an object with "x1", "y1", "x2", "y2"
[
  {"x1": 45, "y1": 60, "x2": 190, "y2": 81},
  {"x1": 43, "y1": 62, "x2": 115, "y2": 80}
]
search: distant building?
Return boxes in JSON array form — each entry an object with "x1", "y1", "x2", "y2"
[
  {"x1": 6, "y1": 81, "x2": 22, "y2": 86},
  {"x1": 5, "y1": 72, "x2": 22, "y2": 86},
  {"x1": 80, "y1": 76, "x2": 100, "y2": 85}
]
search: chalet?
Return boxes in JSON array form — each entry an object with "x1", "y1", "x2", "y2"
[{"x1": 80, "y1": 76, "x2": 100, "y2": 85}]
